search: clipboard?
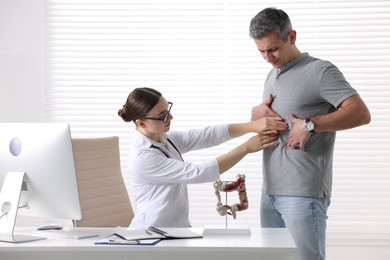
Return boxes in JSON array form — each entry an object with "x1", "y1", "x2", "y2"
[
  {"x1": 95, "y1": 233, "x2": 161, "y2": 246},
  {"x1": 95, "y1": 227, "x2": 202, "y2": 246}
]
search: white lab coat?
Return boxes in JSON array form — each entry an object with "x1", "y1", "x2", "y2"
[{"x1": 128, "y1": 124, "x2": 231, "y2": 228}]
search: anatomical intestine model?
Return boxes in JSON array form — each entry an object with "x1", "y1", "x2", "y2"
[{"x1": 213, "y1": 174, "x2": 248, "y2": 219}]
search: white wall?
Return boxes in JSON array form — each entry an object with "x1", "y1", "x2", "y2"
[
  {"x1": 0, "y1": 0, "x2": 73, "y2": 228},
  {"x1": 0, "y1": 0, "x2": 44, "y2": 122},
  {"x1": 1, "y1": 1, "x2": 389, "y2": 259}
]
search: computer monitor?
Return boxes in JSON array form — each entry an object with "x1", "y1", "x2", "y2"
[{"x1": 0, "y1": 123, "x2": 82, "y2": 242}]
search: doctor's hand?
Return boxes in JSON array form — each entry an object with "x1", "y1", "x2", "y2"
[
  {"x1": 244, "y1": 133, "x2": 280, "y2": 153},
  {"x1": 216, "y1": 132, "x2": 279, "y2": 174},
  {"x1": 251, "y1": 94, "x2": 282, "y2": 121},
  {"x1": 252, "y1": 116, "x2": 288, "y2": 134}
]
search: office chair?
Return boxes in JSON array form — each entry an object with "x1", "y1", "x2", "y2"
[{"x1": 71, "y1": 136, "x2": 134, "y2": 227}]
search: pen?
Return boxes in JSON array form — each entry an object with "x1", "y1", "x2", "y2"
[{"x1": 148, "y1": 226, "x2": 167, "y2": 236}]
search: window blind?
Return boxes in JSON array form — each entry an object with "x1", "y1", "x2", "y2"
[{"x1": 44, "y1": 0, "x2": 390, "y2": 244}]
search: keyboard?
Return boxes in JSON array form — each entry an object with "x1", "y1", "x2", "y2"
[{"x1": 33, "y1": 229, "x2": 99, "y2": 240}]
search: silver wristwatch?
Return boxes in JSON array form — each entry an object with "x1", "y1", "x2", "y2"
[{"x1": 305, "y1": 118, "x2": 315, "y2": 133}]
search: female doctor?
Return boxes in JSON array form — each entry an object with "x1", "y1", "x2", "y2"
[{"x1": 118, "y1": 87, "x2": 288, "y2": 228}]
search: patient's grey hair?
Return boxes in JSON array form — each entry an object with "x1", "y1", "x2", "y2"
[{"x1": 249, "y1": 7, "x2": 292, "y2": 41}]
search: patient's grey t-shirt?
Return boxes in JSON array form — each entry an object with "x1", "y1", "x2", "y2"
[{"x1": 262, "y1": 53, "x2": 358, "y2": 198}]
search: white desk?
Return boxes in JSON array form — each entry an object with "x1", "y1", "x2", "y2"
[{"x1": 0, "y1": 227, "x2": 296, "y2": 260}]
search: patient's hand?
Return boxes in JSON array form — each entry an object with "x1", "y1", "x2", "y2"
[{"x1": 251, "y1": 94, "x2": 282, "y2": 121}]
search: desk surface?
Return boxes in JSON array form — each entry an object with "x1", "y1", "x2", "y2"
[{"x1": 0, "y1": 227, "x2": 296, "y2": 260}]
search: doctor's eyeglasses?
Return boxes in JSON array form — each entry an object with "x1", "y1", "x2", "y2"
[{"x1": 143, "y1": 102, "x2": 173, "y2": 123}]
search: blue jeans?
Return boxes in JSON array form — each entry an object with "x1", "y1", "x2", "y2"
[{"x1": 260, "y1": 194, "x2": 330, "y2": 260}]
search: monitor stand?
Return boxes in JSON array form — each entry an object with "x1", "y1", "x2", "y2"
[{"x1": 0, "y1": 172, "x2": 46, "y2": 243}]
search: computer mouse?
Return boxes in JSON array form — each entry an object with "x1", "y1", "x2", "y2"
[{"x1": 37, "y1": 225, "x2": 63, "y2": 230}]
